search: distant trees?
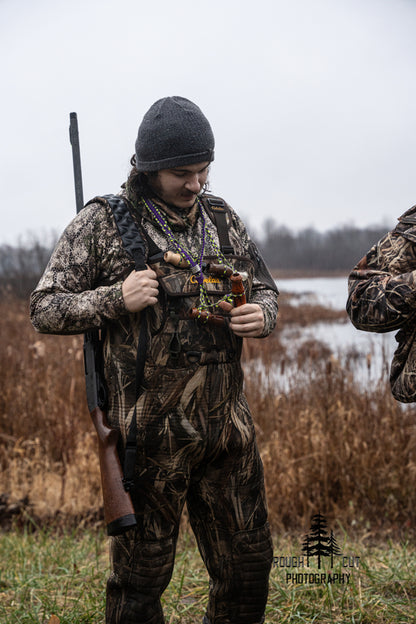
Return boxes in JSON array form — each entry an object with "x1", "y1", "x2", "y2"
[
  {"x1": 0, "y1": 234, "x2": 56, "y2": 299},
  {"x1": 256, "y1": 221, "x2": 390, "y2": 271}
]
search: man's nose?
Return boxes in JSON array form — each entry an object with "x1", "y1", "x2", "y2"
[{"x1": 185, "y1": 175, "x2": 201, "y2": 192}]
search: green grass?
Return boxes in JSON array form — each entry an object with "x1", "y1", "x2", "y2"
[
  {"x1": 268, "y1": 534, "x2": 416, "y2": 623},
  {"x1": 1, "y1": 526, "x2": 416, "y2": 623},
  {"x1": 0, "y1": 525, "x2": 107, "y2": 624}
]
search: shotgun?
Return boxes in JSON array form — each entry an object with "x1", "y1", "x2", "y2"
[{"x1": 69, "y1": 112, "x2": 136, "y2": 536}]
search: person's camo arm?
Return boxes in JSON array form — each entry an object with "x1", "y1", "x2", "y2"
[
  {"x1": 30, "y1": 203, "x2": 131, "y2": 334},
  {"x1": 347, "y1": 211, "x2": 416, "y2": 333},
  {"x1": 227, "y1": 205, "x2": 279, "y2": 338}
]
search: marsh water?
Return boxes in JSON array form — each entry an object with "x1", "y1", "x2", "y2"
[{"x1": 270, "y1": 276, "x2": 397, "y2": 388}]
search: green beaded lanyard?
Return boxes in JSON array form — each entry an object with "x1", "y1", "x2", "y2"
[{"x1": 141, "y1": 196, "x2": 234, "y2": 313}]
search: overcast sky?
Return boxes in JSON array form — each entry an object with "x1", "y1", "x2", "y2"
[{"x1": 1, "y1": 0, "x2": 416, "y2": 245}]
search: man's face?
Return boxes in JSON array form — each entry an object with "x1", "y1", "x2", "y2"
[{"x1": 148, "y1": 162, "x2": 210, "y2": 209}]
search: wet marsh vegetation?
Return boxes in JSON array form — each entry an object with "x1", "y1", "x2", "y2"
[{"x1": 2, "y1": 291, "x2": 416, "y2": 622}]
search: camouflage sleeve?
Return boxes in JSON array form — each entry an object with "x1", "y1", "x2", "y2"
[
  {"x1": 30, "y1": 203, "x2": 130, "y2": 334},
  {"x1": 227, "y1": 206, "x2": 279, "y2": 338},
  {"x1": 347, "y1": 208, "x2": 416, "y2": 333}
]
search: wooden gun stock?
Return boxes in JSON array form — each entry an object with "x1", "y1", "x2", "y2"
[
  {"x1": 90, "y1": 407, "x2": 136, "y2": 536},
  {"x1": 83, "y1": 332, "x2": 137, "y2": 536}
]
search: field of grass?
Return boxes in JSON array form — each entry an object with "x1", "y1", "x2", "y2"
[
  {"x1": 1, "y1": 526, "x2": 416, "y2": 623},
  {"x1": 2, "y1": 292, "x2": 416, "y2": 622}
]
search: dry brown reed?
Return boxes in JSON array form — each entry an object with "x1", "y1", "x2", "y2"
[
  {"x1": 243, "y1": 308, "x2": 416, "y2": 536},
  {"x1": 0, "y1": 299, "x2": 102, "y2": 525},
  {"x1": 1, "y1": 296, "x2": 416, "y2": 536}
]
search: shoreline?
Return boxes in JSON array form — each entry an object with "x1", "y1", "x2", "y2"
[{"x1": 271, "y1": 269, "x2": 348, "y2": 279}]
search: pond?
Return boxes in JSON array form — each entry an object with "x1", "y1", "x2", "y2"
[
  {"x1": 276, "y1": 276, "x2": 349, "y2": 311},
  {"x1": 272, "y1": 276, "x2": 398, "y2": 387}
]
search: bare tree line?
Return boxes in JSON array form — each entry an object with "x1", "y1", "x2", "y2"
[
  {"x1": 0, "y1": 221, "x2": 390, "y2": 298},
  {"x1": 0, "y1": 234, "x2": 57, "y2": 299},
  {"x1": 256, "y1": 220, "x2": 389, "y2": 271}
]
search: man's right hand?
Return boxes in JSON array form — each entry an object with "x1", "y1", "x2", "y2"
[{"x1": 122, "y1": 267, "x2": 159, "y2": 313}]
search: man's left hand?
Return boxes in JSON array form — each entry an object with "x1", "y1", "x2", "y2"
[{"x1": 218, "y1": 301, "x2": 265, "y2": 337}]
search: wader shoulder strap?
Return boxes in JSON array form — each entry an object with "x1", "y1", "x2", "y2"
[
  {"x1": 201, "y1": 194, "x2": 278, "y2": 293},
  {"x1": 202, "y1": 195, "x2": 234, "y2": 255}
]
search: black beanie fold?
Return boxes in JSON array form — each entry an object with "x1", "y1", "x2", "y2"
[{"x1": 135, "y1": 96, "x2": 215, "y2": 172}]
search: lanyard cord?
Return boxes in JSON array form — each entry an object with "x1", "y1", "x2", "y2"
[
  {"x1": 141, "y1": 196, "x2": 206, "y2": 285},
  {"x1": 141, "y1": 196, "x2": 234, "y2": 311}
]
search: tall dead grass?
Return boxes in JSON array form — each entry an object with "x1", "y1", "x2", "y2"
[
  {"x1": 0, "y1": 299, "x2": 102, "y2": 525},
  {"x1": 1, "y1": 297, "x2": 416, "y2": 535},
  {"x1": 244, "y1": 346, "x2": 416, "y2": 534}
]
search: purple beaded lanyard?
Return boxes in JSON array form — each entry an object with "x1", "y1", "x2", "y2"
[{"x1": 142, "y1": 196, "x2": 216, "y2": 310}]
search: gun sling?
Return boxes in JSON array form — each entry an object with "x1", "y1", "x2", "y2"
[{"x1": 102, "y1": 195, "x2": 148, "y2": 491}]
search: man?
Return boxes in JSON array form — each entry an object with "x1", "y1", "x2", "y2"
[
  {"x1": 346, "y1": 204, "x2": 416, "y2": 403},
  {"x1": 30, "y1": 96, "x2": 279, "y2": 624}
]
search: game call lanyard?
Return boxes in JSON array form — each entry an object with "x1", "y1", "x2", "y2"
[{"x1": 141, "y1": 196, "x2": 214, "y2": 311}]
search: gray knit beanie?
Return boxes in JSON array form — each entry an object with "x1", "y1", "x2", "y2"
[{"x1": 135, "y1": 96, "x2": 215, "y2": 172}]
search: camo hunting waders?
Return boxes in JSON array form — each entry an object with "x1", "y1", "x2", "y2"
[{"x1": 105, "y1": 254, "x2": 273, "y2": 624}]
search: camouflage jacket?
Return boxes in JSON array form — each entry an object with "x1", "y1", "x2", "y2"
[
  {"x1": 30, "y1": 192, "x2": 279, "y2": 428},
  {"x1": 347, "y1": 205, "x2": 416, "y2": 402}
]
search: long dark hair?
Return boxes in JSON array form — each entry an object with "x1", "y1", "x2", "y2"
[{"x1": 125, "y1": 155, "x2": 157, "y2": 201}]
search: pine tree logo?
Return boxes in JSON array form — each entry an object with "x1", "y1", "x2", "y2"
[{"x1": 301, "y1": 512, "x2": 342, "y2": 569}]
